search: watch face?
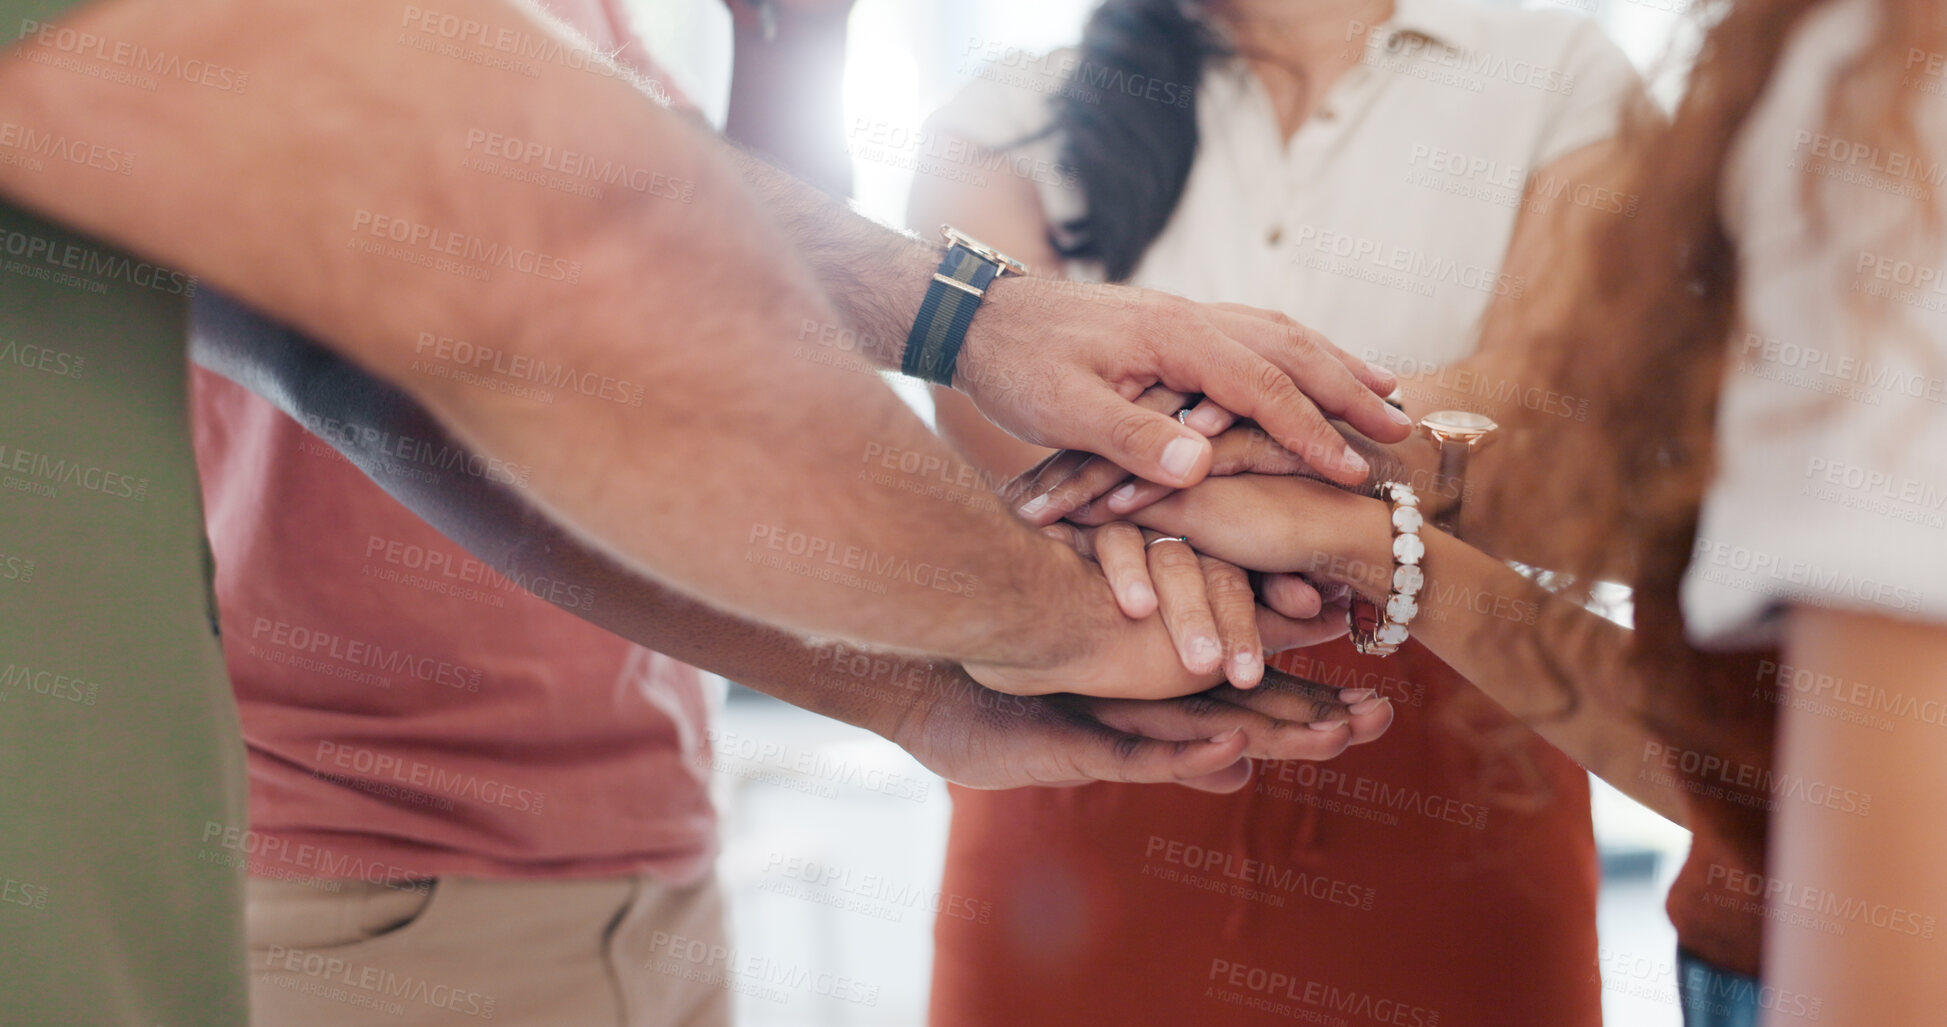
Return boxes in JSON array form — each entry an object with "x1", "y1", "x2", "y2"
[
  {"x1": 1419, "y1": 409, "x2": 1498, "y2": 444},
  {"x1": 941, "y1": 225, "x2": 1028, "y2": 276}
]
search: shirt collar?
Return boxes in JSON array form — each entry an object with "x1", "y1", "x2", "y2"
[{"x1": 1378, "y1": 0, "x2": 1485, "y2": 57}]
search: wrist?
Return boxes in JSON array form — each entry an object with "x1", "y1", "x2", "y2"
[
  {"x1": 862, "y1": 235, "x2": 944, "y2": 371},
  {"x1": 1322, "y1": 494, "x2": 1398, "y2": 601},
  {"x1": 969, "y1": 531, "x2": 1123, "y2": 675}
]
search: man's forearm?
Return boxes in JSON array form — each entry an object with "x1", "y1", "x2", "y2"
[
  {"x1": 192, "y1": 296, "x2": 1023, "y2": 739},
  {"x1": 0, "y1": 0, "x2": 1118, "y2": 669},
  {"x1": 727, "y1": 145, "x2": 938, "y2": 369}
]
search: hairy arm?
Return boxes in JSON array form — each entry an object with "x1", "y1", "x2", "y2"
[
  {"x1": 193, "y1": 295, "x2": 1387, "y2": 783},
  {"x1": 902, "y1": 114, "x2": 1068, "y2": 478},
  {"x1": 0, "y1": 0, "x2": 1150, "y2": 675},
  {"x1": 726, "y1": 130, "x2": 1411, "y2": 489}
]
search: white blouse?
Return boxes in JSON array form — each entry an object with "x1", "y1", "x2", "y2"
[
  {"x1": 1684, "y1": 0, "x2": 1947, "y2": 644},
  {"x1": 934, "y1": 0, "x2": 1639, "y2": 369}
]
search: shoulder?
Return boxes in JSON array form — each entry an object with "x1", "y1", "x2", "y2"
[
  {"x1": 1412, "y1": 0, "x2": 1637, "y2": 93},
  {"x1": 1470, "y1": 2, "x2": 1629, "y2": 69},
  {"x1": 927, "y1": 46, "x2": 1081, "y2": 149}
]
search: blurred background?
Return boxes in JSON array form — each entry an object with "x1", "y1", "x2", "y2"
[{"x1": 629, "y1": 1, "x2": 1701, "y2": 1023}]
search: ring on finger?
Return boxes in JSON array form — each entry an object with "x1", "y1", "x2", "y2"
[{"x1": 1145, "y1": 534, "x2": 1191, "y2": 550}]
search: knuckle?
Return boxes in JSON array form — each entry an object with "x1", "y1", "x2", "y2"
[
  {"x1": 1107, "y1": 409, "x2": 1162, "y2": 457},
  {"x1": 1178, "y1": 695, "x2": 1222, "y2": 718},
  {"x1": 1251, "y1": 359, "x2": 1299, "y2": 401},
  {"x1": 1138, "y1": 298, "x2": 1195, "y2": 345},
  {"x1": 1150, "y1": 545, "x2": 1200, "y2": 573},
  {"x1": 1279, "y1": 321, "x2": 1319, "y2": 355},
  {"x1": 1202, "y1": 570, "x2": 1254, "y2": 605}
]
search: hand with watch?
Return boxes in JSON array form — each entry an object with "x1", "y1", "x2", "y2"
[
  {"x1": 899, "y1": 225, "x2": 1416, "y2": 492},
  {"x1": 1004, "y1": 385, "x2": 1499, "y2": 533},
  {"x1": 1012, "y1": 405, "x2": 1499, "y2": 659}
]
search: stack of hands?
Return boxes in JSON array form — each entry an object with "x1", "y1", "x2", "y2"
[{"x1": 904, "y1": 300, "x2": 1437, "y2": 797}]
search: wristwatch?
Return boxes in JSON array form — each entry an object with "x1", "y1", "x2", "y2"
[
  {"x1": 1417, "y1": 410, "x2": 1498, "y2": 533},
  {"x1": 901, "y1": 225, "x2": 1028, "y2": 386}
]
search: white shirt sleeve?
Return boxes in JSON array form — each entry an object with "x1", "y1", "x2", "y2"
[
  {"x1": 1682, "y1": 0, "x2": 1947, "y2": 648},
  {"x1": 1530, "y1": 16, "x2": 1640, "y2": 169},
  {"x1": 925, "y1": 49, "x2": 1087, "y2": 241}
]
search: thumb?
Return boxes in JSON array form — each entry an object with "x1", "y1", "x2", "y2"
[
  {"x1": 1075, "y1": 387, "x2": 1213, "y2": 488},
  {"x1": 1054, "y1": 719, "x2": 1250, "y2": 786},
  {"x1": 1176, "y1": 759, "x2": 1254, "y2": 794}
]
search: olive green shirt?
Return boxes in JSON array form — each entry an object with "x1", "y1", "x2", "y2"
[{"x1": 0, "y1": 5, "x2": 249, "y2": 1022}]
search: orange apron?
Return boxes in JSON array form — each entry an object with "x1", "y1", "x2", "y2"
[{"x1": 930, "y1": 637, "x2": 1600, "y2": 1027}]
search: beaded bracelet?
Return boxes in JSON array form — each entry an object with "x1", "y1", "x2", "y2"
[{"x1": 1348, "y1": 481, "x2": 1423, "y2": 657}]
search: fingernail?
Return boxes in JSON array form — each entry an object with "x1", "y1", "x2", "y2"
[
  {"x1": 1190, "y1": 636, "x2": 1221, "y2": 670},
  {"x1": 1338, "y1": 688, "x2": 1377, "y2": 703},
  {"x1": 1308, "y1": 718, "x2": 1349, "y2": 732},
  {"x1": 1208, "y1": 726, "x2": 1243, "y2": 744},
  {"x1": 1184, "y1": 406, "x2": 1226, "y2": 435},
  {"x1": 1160, "y1": 436, "x2": 1201, "y2": 482},
  {"x1": 1018, "y1": 494, "x2": 1049, "y2": 519},
  {"x1": 1385, "y1": 404, "x2": 1413, "y2": 426},
  {"x1": 1122, "y1": 581, "x2": 1155, "y2": 611},
  {"x1": 1230, "y1": 649, "x2": 1261, "y2": 684},
  {"x1": 1365, "y1": 359, "x2": 1396, "y2": 383},
  {"x1": 1349, "y1": 696, "x2": 1389, "y2": 716},
  {"x1": 1340, "y1": 446, "x2": 1369, "y2": 476},
  {"x1": 1107, "y1": 482, "x2": 1139, "y2": 509}
]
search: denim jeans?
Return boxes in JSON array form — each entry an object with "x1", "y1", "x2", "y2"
[{"x1": 1678, "y1": 948, "x2": 1761, "y2": 1027}]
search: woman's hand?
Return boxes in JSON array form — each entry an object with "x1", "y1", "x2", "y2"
[
  {"x1": 1121, "y1": 474, "x2": 1397, "y2": 597},
  {"x1": 1060, "y1": 424, "x2": 1326, "y2": 526},
  {"x1": 1039, "y1": 521, "x2": 1343, "y2": 687},
  {"x1": 1009, "y1": 392, "x2": 1416, "y2": 529}
]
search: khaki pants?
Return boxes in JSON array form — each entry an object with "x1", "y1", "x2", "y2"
[{"x1": 248, "y1": 872, "x2": 731, "y2": 1027}]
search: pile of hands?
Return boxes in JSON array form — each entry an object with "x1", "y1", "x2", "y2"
[{"x1": 890, "y1": 291, "x2": 1445, "y2": 796}]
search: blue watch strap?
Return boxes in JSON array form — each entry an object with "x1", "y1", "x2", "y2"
[{"x1": 902, "y1": 243, "x2": 1003, "y2": 385}]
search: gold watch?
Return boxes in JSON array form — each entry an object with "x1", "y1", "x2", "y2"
[{"x1": 1417, "y1": 410, "x2": 1498, "y2": 533}]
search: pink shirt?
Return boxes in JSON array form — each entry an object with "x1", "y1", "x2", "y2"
[{"x1": 189, "y1": 0, "x2": 717, "y2": 886}]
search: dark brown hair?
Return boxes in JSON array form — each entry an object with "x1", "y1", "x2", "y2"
[{"x1": 1490, "y1": 0, "x2": 1943, "y2": 763}]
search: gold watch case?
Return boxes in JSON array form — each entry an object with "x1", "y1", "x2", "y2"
[
  {"x1": 941, "y1": 225, "x2": 1028, "y2": 278},
  {"x1": 1417, "y1": 409, "x2": 1499, "y2": 448}
]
